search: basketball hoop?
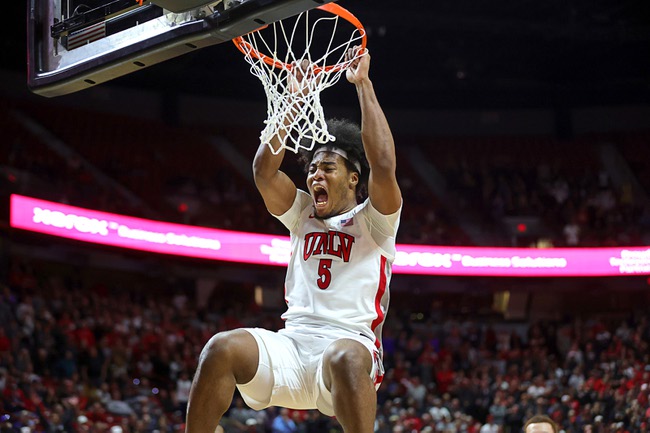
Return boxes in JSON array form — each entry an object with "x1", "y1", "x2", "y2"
[{"x1": 233, "y1": 3, "x2": 367, "y2": 154}]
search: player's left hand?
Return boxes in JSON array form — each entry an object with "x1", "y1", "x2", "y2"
[{"x1": 345, "y1": 45, "x2": 369, "y2": 84}]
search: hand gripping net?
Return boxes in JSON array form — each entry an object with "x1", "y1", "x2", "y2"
[{"x1": 233, "y1": 3, "x2": 367, "y2": 154}]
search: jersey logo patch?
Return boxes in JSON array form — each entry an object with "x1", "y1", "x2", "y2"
[{"x1": 303, "y1": 230, "x2": 355, "y2": 262}]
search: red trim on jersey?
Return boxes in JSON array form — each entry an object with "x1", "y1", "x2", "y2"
[
  {"x1": 373, "y1": 350, "x2": 384, "y2": 387},
  {"x1": 370, "y1": 255, "x2": 388, "y2": 349}
]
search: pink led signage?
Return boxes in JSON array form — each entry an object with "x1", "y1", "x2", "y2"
[{"x1": 10, "y1": 194, "x2": 650, "y2": 277}]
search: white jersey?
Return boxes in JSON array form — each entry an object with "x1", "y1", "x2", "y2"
[{"x1": 274, "y1": 190, "x2": 401, "y2": 353}]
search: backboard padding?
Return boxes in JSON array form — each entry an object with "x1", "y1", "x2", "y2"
[{"x1": 27, "y1": 0, "x2": 336, "y2": 97}]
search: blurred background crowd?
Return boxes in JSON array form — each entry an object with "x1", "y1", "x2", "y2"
[
  {"x1": 2, "y1": 98, "x2": 650, "y2": 249},
  {"x1": 0, "y1": 257, "x2": 648, "y2": 433}
]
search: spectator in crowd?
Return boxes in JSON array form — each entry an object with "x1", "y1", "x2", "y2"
[
  {"x1": 480, "y1": 414, "x2": 500, "y2": 433},
  {"x1": 524, "y1": 414, "x2": 559, "y2": 433},
  {"x1": 225, "y1": 396, "x2": 265, "y2": 433},
  {"x1": 271, "y1": 409, "x2": 296, "y2": 433}
]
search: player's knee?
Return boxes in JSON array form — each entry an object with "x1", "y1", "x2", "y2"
[
  {"x1": 201, "y1": 332, "x2": 228, "y2": 359},
  {"x1": 325, "y1": 341, "x2": 370, "y2": 378},
  {"x1": 199, "y1": 330, "x2": 257, "y2": 376}
]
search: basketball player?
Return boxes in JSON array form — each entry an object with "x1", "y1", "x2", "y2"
[
  {"x1": 185, "y1": 46, "x2": 401, "y2": 433},
  {"x1": 524, "y1": 415, "x2": 559, "y2": 433}
]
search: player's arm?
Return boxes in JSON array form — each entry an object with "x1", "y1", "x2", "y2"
[
  {"x1": 252, "y1": 61, "x2": 314, "y2": 215},
  {"x1": 252, "y1": 129, "x2": 297, "y2": 216},
  {"x1": 346, "y1": 47, "x2": 402, "y2": 215}
]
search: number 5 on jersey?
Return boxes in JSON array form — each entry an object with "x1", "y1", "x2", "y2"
[{"x1": 317, "y1": 259, "x2": 333, "y2": 289}]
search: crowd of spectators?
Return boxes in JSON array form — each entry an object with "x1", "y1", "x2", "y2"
[
  {"x1": 3, "y1": 100, "x2": 650, "y2": 247},
  {"x1": 435, "y1": 136, "x2": 649, "y2": 248},
  {"x1": 1, "y1": 258, "x2": 649, "y2": 433}
]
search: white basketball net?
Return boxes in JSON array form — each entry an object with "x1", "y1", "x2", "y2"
[{"x1": 236, "y1": 8, "x2": 366, "y2": 154}]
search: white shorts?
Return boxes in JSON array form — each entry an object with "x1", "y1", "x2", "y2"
[{"x1": 236, "y1": 327, "x2": 383, "y2": 416}]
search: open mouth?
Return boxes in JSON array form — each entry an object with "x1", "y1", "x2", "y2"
[{"x1": 313, "y1": 185, "x2": 328, "y2": 209}]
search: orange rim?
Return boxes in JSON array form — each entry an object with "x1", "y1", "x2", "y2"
[{"x1": 232, "y1": 2, "x2": 367, "y2": 73}]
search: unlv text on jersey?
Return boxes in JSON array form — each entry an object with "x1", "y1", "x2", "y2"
[{"x1": 303, "y1": 231, "x2": 355, "y2": 262}]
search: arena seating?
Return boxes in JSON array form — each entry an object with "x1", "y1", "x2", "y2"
[{"x1": 1, "y1": 258, "x2": 648, "y2": 433}]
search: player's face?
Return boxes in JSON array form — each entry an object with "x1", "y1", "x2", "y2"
[{"x1": 307, "y1": 151, "x2": 358, "y2": 219}]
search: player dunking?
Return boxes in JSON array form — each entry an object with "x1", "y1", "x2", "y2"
[{"x1": 185, "y1": 46, "x2": 401, "y2": 433}]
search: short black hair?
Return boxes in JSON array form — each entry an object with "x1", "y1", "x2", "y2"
[{"x1": 298, "y1": 118, "x2": 369, "y2": 202}]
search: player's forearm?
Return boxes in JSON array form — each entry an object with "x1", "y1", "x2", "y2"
[
  {"x1": 253, "y1": 106, "x2": 297, "y2": 182},
  {"x1": 254, "y1": 107, "x2": 297, "y2": 179},
  {"x1": 252, "y1": 141, "x2": 284, "y2": 184},
  {"x1": 252, "y1": 135, "x2": 297, "y2": 216},
  {"x1": 355, "y1": 78, "x2": 396, "y2": 173}
]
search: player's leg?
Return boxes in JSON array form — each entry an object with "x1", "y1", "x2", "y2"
[
  {"x1": 185, "y1": 329, "x2": 259, "y2": 433},
  {"x1": 321, "y1": 339, "x2": 376, "y2": 433}
]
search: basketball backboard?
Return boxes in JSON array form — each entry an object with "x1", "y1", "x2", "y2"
[{"x1": 27, "y1": 0, "x2": 336, "y2": 97}]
